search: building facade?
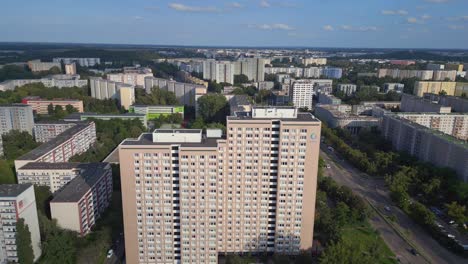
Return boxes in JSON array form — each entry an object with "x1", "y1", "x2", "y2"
[
  {"x1": 28, "y1": 60, "x2": 61, "y2": 72},
  {"x1": 14, "y1": 122, "x2": 97, "y2": 171},
  {"x1": 33, "y1": 121, "x2": 77, "y2": 143},
  {"x1": 89, "y1": 77, "x2": 135, "y2": 109},
  {"x1": 118, "y1": 107, "x2": 321, "y2": 264},
  {"x1": 203, "y1": 60, "x2": 235, "y2": 84},
  {"x1": 53, "y1": 58, "x2": 101, "y2": 67},
  {"x1": 336, "y1": 84, "x2": 357, "y2": 96},
  {"x1": 381, "y1": 114, "x2": 468, "y2": 182},
  {"x1": 107, "y1": 67, "x2": 153, "y2": 87},
  {"x1": 400, "y1": 94, "x2": 452, "y2": 114},
  {"x1": 0, "y1": 184, "x2": 41, "y2": 263},
  {"x1": 234, "y1": 58, "x2": 266, "y2": 82},
  {"x1": 0, "y1": 75, "x2": 88, "y2": 91},
  {"x1": 50, "y1": 163, "x2": 113, "y2": 235},
  {"x1": 144, "y1": 77, "x2": 206, "y2": 106},
  {"x1": 0, "y1": 105, "x2": 34, "y2": 135},
  {"x1": 65, "y1": 63, "x2": 77, "y2": 75},
  {"x1": 383, "y1": 83, "x2": 404, "y2": 93},
  {"x1": 290, "y1": 80, "x2": 333, "y2": 109},
  {"x1": 22, "y1": 97, "x2": 84, "y2": 114}
]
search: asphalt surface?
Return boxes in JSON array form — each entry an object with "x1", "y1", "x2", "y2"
[
  {"x1": 320, "y1": 147, "x2": 466, "y2": 264},
  {"x1": 104, "y1": 233, "x2": 125, "y2": 264}
]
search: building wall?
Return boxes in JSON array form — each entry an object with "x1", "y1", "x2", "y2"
[
  {"x1": 33, "y1": 122, "x2": 76, "y2": 143},
  {"x1": 413, "y1": 81, "x2": 457, "y2": 97},
  {"x1": 50, "y1": 203, "x2": 80, "y2": 232},
  {"x1": 24, "y1": 99, "x2": 84, "y2": 114},
  {"x1": 400, "y1": 94, "x2": 451, "y2": 113},
  {"x1": 17, "y1": 167, "x2": 80, "y2": 193},
  {"x1": 0, "y1": 105, "x2": 34, "y2": 135}
]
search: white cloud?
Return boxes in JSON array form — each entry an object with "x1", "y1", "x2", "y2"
[
  {"x1": 340, "y1": 25, "x2": 378, "y2": 31},
  {"x1": 249, "y1": 23, "x2": 294, "y2": 31},
  {"x1": 168, "y1": 3, "x2": 221, "y2": 13},
  {"x1": 323, "y1": 25, "x2": 334, "y2": 31},
  {"x1": 381, "y1": 10, "x2": 408, "y2": 16},
  {"x1": 260, "y1": 0, "x2": 271, "y2": 8},
  {"x1": 229, "y1": 2, "x2": 243, "y2": 8},
  {"x1": 448, "y1": 25, "x2": 465, "y2": 30}
]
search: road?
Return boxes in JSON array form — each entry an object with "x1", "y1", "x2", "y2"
[
  {"x1": 321, "y1": 147, "x2": 466, "y2": 264},
  {"x1": 104, "y1": 233, "x2": 125, "y2": 264}
]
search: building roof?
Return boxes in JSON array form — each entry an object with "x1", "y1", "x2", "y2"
[
  {"x1": 51, "y1": 163, "x2": 110, "y2": 203},
  {"x1": 228, "y1": 112, "x2": 319, "y2": 122},
  {"x1": 16, "y1": 122, "x2": 94, "y2": 161},
  {"x1": 0, "y1": 184, "x2": 32, "y2": 197},
  {"x1": 18, "y1": 162, "x2": 82, "y2": 170},
  {"x1": 121, "y1": 133, "x2": 220, "y2": 148}
]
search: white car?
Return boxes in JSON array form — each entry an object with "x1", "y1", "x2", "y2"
[
  {"x1": 447, "y1": 234, "x2": 455, "y2": 239},
  {"x1": 326, "y1": 164, "x2": 331, "y2": 169},
  {"x1": 107, "y1": 249, "x2": 114, "y2": 259}
]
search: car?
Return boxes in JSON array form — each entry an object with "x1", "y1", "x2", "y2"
[
  {"x1": 326, "y1": 164, "x2": 331, "y2": 169},
  {"x1": 449, "y1": 220, "x2": 455, "y2": 225},
  {"x1": 107, "y1": 249, "x2": 114, "y2": 259},
  {"x1": 384, "y1": 206, "x2": 391, "y2": 212},
  {"x1": 447, "y1": 234, "x2": 455, "y2": 239},
  {"x1": 435, "y1": 222, "x2": 443, "y2": 228},
  {"x1": 409, "y1": 248, "x2": 419, "y2": 256}
]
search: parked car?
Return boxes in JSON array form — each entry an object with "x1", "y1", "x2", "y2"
[
  {"x1": 409, "y1": 248, "x2": 419, "y2": 256},
  {"x1": 384, "y1": 206, "x2": 391, "y2": 212},
  {"x1": 447, "y1": 234, "x2": 455, "y2": 239},
  {"x1": 107, "y1": 249, "x2": 114, "y2": 259},
  {"x1": 326, "y1": 164, "x2": 331, "y2": 169}
]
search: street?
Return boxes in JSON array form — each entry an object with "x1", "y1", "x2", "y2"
[
  {"x1": 104, "y1": 233, "x2": 125, "y2": 264},
  {"x1": 320, "y1": 146, "x2": 466, "y2": 264}
]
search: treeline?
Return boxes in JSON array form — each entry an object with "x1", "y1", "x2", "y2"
[
  {"x1": 135, "y1": 87, "x2": 178, "y2": 105},
  {"x1": 70, "y1": 119, "x2": 146, "y2": 163},
  {"x1": 0, "y1": 65, "x2": 60, "y2": 82},
  {"x1": 321, "y1": 125, "x2": 468, "y2": 254},
  {"x1": 0, "y1": 83, "x2": 122, "y2": 114},
  {"x1": 315, "y1": 159, "x2": 396, "y2": 263}
]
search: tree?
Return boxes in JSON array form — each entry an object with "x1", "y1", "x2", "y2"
[
  {"x1": 16, "y1": 218, "x2": 34, "y2": 264},
  {"x1": 234, "y1": 74, "x2": 249, "y2": 84},
  {"x1": 197, "y1": 94, "x2": 229, "y2": 123},
  {"x1": 446, "y1": 202, "x2": 467, "y2": 226},
  {"x1": 47, "y1": 103, "x2": 54, "y2": 115},
  {"x1": 135, "y1": 87, "x2": 178, "y2": 105},
  {"x1": 65, "y1": 104, "x2": 78, "y2": 114},
  {"x1": 2, "y1": 131, "x2": 39, "y2": 160},
  {"x1": 208, "y1": 81, "x2": 223, "y2": 93},
  {"x1": 41, "y1": 230, "x2": 77, "y2": 264},
  {"x1": 0, "y1": 159, "x2": 15, "y2": 184}
]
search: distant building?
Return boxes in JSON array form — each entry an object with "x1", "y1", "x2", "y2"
[
  {"x1": 222, "y1": 86, "x2": 236, "y2": 94},
  {"x1": 234, "y1": 58, "x2": 266, "y2": 82},
  {"x1": 64, "y1": 112, "x2": 147, "y2": 128},
  {"x1": 144, "y1": 77, "x2": 206, "y2": 106},
  {"x1": 413, "y1": 81, "x2": 468, "y2": 97},
  {"x1": 33, "y1": 121, "x2": 77, "y2": 143},
  {"x1": 28, "y1": 60, "x2": 61, "y2": 72},
  {"x1": 301, "y1": 57, "x2": 327, "y2": 66},
  {"x1": 129, "y1": 105, "x2": 184, "y2": 119},
  {"x1": 427, "y1": 63, "x2": 445, "y2": 71},
  {"x1": 22, "y1": 96, "x2": 84, "y2": 114},
  {"x1": 318, "y1": 93, "x2": 341, "y2": 105},
  {"x1": 258, "y1": 81, "x2": 274, "y2": 90},
  {"x1": 401, "y1": 94, "x2": 451, "y2": 113},
  {"x1": 381, "y1": 114, "x2": 468, "y2": 182},
  {"x1": 378, "y1": 69, "x2": 457, "y2": 81},
  {"x1": 64, "y1": 62, "x2": 77, "y2": 75},
  {"x1": 107, "y1": 67, "x2": 153, "y2": 87},
  {"x1": 322, "y1": 67, "x2": 343, "y2": 79},
  {"x1": 89, "y1": 77, "x2": 135, "y2": 109},
  {"x1": 14, "y1": 122, "x2": 97, "y2": 171},
  {"x1": 0, "y1": 104, "x2": 34, "y2": 135},
  {"x1": 0, "y1": 75, "x2": 88, "y2": 91},
  {"x1": 383, "y1": 83, "x2": 404, "y2": 93},
  {"x1": 389, "y1": 60, "x2": 415, "y2": 66},
  {"x1": 290, "y1": 79, "x2": 333, "y2": 109},
  {"x1": 314, "y1": 104, "x2": 380, "y2": 134},
  {"x1": 53, "y1": 58, "x2": 101, "y2": 67},
  {"x1": 0, "y1": 136, "x2": 3, "y2": 157},
  {"x1": 423, "y1": 93, "x2": 468, "y2": 113},
  {"x1": 203, "y1": 60, "x2": 235, "y2": 84},
  {"x1": 50, "y1": 163, "x2": 112, "y2": 235},
  {"x1": 336, "y1": 84, "x2": 357, "y2": 96},
  {"x1": 0, "y1": 184, "x2": 42, "y2": 263},
  {"x1": 276, "y1": 74, "x2": 290, "y2": 83}
]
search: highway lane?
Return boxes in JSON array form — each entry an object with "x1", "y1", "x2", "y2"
[{"x1": 320, "y1": 147, "x2": 466, "y2": 264}]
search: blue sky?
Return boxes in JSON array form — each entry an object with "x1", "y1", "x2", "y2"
[{"x1": 1, "y1": 0, "x2": 467, "y2": 49}]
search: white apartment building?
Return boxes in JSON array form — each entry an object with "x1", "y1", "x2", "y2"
[
  {"x1": 107, "y1": 67, "x2": 153, "y2": 87},
  {"x1": 0, "y1": 75, "x2": 88, "y2": 91},
  {"x1": 33, "y1": 121, "x2": 77, "y2": 143},
  {"x1": 14, "y1": 122, "x2": 97, "y2": 171},
  {"x1": 336, "y1": 84, "x2": 357, "y2": 96},
  {"x1": 290, "y1": 80, "x2": 333, "y2": 109},
  {"x1": 53, "y1": 58, "x2": 101, "y2": 67},
  {"x1": 0, "y1": 184, "x2": 41, "y2": 263},
  {"x1": 0, "y1": 105, "x2": 34, "y2": 135},
  {"x1": 89, "y1": 77, "x2": 135, "y2": 109},
  {"x1": 203, "y1": 60, "x2": 235, "y2": 84},
  {"x1": 234, "y1": 58, "x2": 266, "y2": 82}
]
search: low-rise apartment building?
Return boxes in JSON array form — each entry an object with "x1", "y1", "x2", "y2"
[
  {"x1": 129, "y1": 105, "x2": 184, "y2": 120},
  {"x1": 22, "y1": 96, "x2": 84, "y2": 114},
  {"x1": 50, "y1": 163, "x2": 113, "y2": 235},
  {"x1": 53, "y1": 58, "x2": 101, "y2": 67},
  {"x1": 0, "y1": 75, "x2": 88, "y2": 91},
  {"x1": 64, "y1": 113, "x2": 147, "y2": 128},
  {"x1": 144, "y1": 77, "x2": 206, "y2": 106},
  {"x1": 314, "y1": 104, "x2": 380, "y2": 134},
  {"x1": 0, "y1": 184, "x2": 41, "y2": 263},
  {"x1": 28, "y1": 60, "x2": 61, "y2": 72},
  {"x1": 336, "y1": 84, "x2": 357, "y2": 95},
  {"x1": 89, "y1": 77, "x2": 135, "y2": 109},
  {"x1": 14, "y1": 122, "x2": 96, "y2": 171},
  {"x1": 33, "y1": 121, "x2": 77, "y2": 143}
]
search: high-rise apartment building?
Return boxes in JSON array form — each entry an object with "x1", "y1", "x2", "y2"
[
  {"x1": 53, "y1": 58, "x2": 101, "y2": 67},
  {"x1": 0, "y1": 104, "x2": 34, "y2": 135},
  {"x1": 203, "y1": 60, "x2": 235, "y2": 84},
  {"x1": 0, "y1": 184, "x2": 42, "y2": 263},
  {"x1": 118, "y1": 107, "x2": 321, "y2": 264},
  {"x1": 89, "y1": 77, "x2": 135, "y2": 109},
  {"x1": 144, "y1": 77, "x2": 206, "y2": 106},
  {"x1": 336, "y1": 84, "x2": 357, "y2": 96},
  {"x1": 290, "y1": 80, "x2": 333, "y2": 109},
  {"x1": 234, "y1": 58, "x2": 266, "y2": 82},
  {"x1": 107, "y1": 67, "x2": 153, "y2": 87},
  {"x1": 64, "y1": 62, "x2": 77, "y2": 75},
  {"x1": 411, "y1": 81, "x2": 468, "y2": 97}
]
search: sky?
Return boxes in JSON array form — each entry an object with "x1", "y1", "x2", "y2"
[{"x1": 1, "y1": 0, "x2": 468, "y2": 49}]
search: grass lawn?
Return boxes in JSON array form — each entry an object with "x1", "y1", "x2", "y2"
[{"x1": 341, "y1": 223, "x2": 397, "y2": 264}]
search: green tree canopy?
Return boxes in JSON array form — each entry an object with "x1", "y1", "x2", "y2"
[
  {"x1": 197, "y1": 94, "x2": 229, "y2": 123},
  {"x1": 135, "y1": 87, "x2": 178, "y2": 105},
  {"x1": 16, "y1": 218, "x2": 34, "y2": 264}
]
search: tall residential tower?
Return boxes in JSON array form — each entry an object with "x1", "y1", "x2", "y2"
[{"x1": 119, "y1": 107, "x2": 321, "y2": 264}]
